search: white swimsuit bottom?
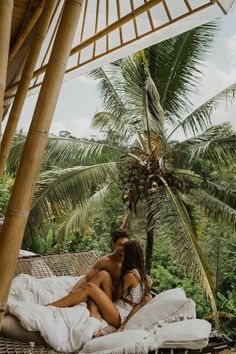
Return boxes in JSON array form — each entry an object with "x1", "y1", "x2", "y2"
[{"x1": 114, "y1": 299, "x2": 133, "y2": 323}]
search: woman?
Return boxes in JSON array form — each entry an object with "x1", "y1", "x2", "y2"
[{"x1": 47, "y1": 240, "x2": 152, "y2": 330}]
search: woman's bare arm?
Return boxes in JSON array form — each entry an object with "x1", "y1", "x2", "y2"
[
  {"x1": 117, "y1": 293, "x2": 152, "y2": 331},
  {"x1": 115, "y1": 272, "x2": 137, "y2": 299}
]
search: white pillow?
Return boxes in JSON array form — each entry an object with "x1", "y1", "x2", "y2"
[
  {"x1": 79, "y1": 330, "x2": 154, "y2": 354},
  {"x1": 153, "y1": 287, "x2": 186, "y2": 300},
  {"x1": 152, "y1": 319, "x2": 211, "y2": 350},
  {"x1": 125, "y1": 288, "x2": 196, "y2": 330}
]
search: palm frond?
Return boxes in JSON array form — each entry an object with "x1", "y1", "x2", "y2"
[
  {"x1": 122, "y1": 54, "x2": 167, "y2": 145},
  {"x1": 149, "y1": 180, "x2": 216, "y2": 311},
  {"x1": 88, "y1": 66, "x2": 126, "y2": 118},
  {"x1": 192, "y1": 189, "x2": 236, "y2": 228},
  {"x1": 32, "y1": 162, "x2": 117, "y2": 212},
  {"x1": 57, "y1": 185, "x2": 109, "y2": 244},
  {"x1": 8, "y1": 135, "x2": 122, "y2": 173},
  {"x1": 144, "y1": 69, "x2": 166, "y2": 146},
  {"x1": 43, "y1": 137, "x2": 124, "y2": 166},
  {"x1": 25, "y1": 162, "x2": 118, "y2": 240},
  {"x1": 92, "y1": 111, "x2": 143, "y2": 147},
  {"x1": 176, "y1": 123, "x2": 236, "y2": 169},
  {"x1": 155, "y1": 22, "x2": 218, "y2": 122},
  {"x1": 7, "y1": 133, "x2": 26, "y2": 174},
  {"x1": 202, "y1": 181, "x2": 236, "y2": 210},
  {"x1": 168, "y1": 82, "x2": 236, "y2": 138}
]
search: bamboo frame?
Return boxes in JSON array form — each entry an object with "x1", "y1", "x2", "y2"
[
  {"x1": 5, "y1": 0, "x2": 228, "y2": 98},
  {"x1": 0, "y1": 0, "x2": 83, "y2": 330},
  {"x1": 0, "y1": 0, "x2": 58, "y2": 180},
  {"x1": 8, "y1": 0, "x2": 46, "y2": 64},
  {"x1": 0, "y1": 0, "x2": 13, "y2": 146}
]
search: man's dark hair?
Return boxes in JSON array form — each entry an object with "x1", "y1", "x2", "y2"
[{"x1": 111, "y1": 229, "x2": 129, "y2": 244}]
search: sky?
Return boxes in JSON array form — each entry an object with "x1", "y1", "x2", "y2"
[{"x1": 10, "y1": 2, "x2": 236, "y2": 141}]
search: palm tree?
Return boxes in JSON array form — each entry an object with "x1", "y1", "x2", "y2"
[{"x1": 8, "y1": 23, "x2": 236, "y2": 312}]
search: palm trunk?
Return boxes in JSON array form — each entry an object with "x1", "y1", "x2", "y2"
[
  {"x1": 120, "y1": 210, "x2": 133, "y2": 230},
  {"x1": 145, "y1": 223, "x2": 154, "y2": 274}
]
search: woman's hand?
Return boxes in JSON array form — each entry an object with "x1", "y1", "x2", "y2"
[
  {"x1": 116, "y1": 324, "x2": 125, "y2": 332},
  {"x1": 95, "y1": 329, "x2": 108, "y2": 337},
  {"x1": 147, "y1": 275, "x2": 153, "y2": 290}
]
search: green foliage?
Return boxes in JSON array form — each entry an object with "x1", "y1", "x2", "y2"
[
  {"x1": 0, "y1": 174, "x2": 13, "y2": 217},
  {"x1": 150, "y1": 239, "x2": 211, "y2": 319}
]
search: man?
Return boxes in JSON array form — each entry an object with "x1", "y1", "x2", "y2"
[{"x1": 70, "y1": 229, "x2": 129, "y2": 293}]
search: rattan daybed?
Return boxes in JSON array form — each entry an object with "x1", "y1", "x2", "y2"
[{"x1": 0, "y1": 252, "x2": 234, "y2": 354}]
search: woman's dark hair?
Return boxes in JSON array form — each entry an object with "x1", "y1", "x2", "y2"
[
  {"x1": 111, "y1": 229, "x2": 129, "y2": 244},
  {"x1": 119, "y1": 240, "x2": 149, "y2": 301}
]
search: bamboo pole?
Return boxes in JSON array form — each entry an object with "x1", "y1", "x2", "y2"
[
  {"x1": 0, "y1": 0, "x2": 83, "y2": 329},
  {"x1": 8, "y1": 0, "x2": 46, "y2": 64},
  {"x1": 0, "y1": 0, "x2": 13, "y2": 146},
  {"x1": 0, "y1": 0, "x2": 58, "y2": 180}
]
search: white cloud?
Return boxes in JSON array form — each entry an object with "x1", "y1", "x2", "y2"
[
  {"x1": 50, "y1": 121, "x2": 66, "y2": 135},
  {"x1": 191, "y1": 61, "x2": 236, "y2": 130},
  {"x1": 225, "y1": 33, "x2": 236, "y2": 63}
]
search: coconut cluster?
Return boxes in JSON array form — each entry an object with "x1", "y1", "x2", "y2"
[{"x1": 119, "y1": 155, "x2": 184, "y2": 214}]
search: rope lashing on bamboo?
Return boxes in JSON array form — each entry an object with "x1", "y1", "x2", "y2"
[
  {"x1": 7, "y1": 209, "x2": 29, "y2": 217},
  {"x1": 29, "y1": 128, "x2": 48, "y2": 135}
]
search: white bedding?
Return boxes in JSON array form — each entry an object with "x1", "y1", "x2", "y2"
[
  {"x1": 7, "y1": 275, "x2": 212, "y2": 354},
  {"x1": 8, "y1": 274, "x2": 102, "y2": 352}
]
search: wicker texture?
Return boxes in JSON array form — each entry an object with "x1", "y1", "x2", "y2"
[
  {"x1": 0, "y1": 251, "x2": 99, "y2": 354},
  {"x1": 15, "y1": 252, "x2": 99, "y2": 278}
]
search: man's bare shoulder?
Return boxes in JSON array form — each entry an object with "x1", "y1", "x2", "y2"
[{"x1": 94, "y1": 253, "x2": 115, "y2": 269}]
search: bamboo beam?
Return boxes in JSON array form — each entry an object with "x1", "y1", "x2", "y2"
[
  {"x1": 34, "y1": 0, "x2": 62, "y2": 87},
  {"x1": 0, "y1": 0, "x2": 83, "y2": 329},
  {"x1": 144, "y1": 0, "x2": 155, "y2": 31},
  {"x1": 0, "y1": 0, "x2": 13, "y2": 147},
  {"x1": 6, "y1": 0, "x2": 165, "y2": 95},
  {"x1": 116, "y1": 0, "x2": 123, "y2": 45},
  {"x1": 8, "y1": 0, "x2": 46, "y2": 64},
  {"x1": 0, "y1": 0, "x2": 58, "y2": 180},
  {"x1": 77, "y1": 0, "x2": 88, "y2": 65},
  {"x1": 92, "y1": 0, "x2": 100, "y2": 58},
  {"x1": 106, "y1": 0, "x2": 109, "y2": 52},
  {"x1": 6, "y1": 0, "x2": 221, "y2": 97}
]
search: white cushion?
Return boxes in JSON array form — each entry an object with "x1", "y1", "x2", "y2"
[
  {"x1": 125, "y1": 288, "x2": 196, "y2": 330},
  {"x1": 152, "y1": 319, "x2": 212, "y2": 350},
  {"x1": 79, "y1": 330, "x2": 154, "y2": 354},
  {"x1": 153, "y1": 287, "x2": 186, "y2": 299}
]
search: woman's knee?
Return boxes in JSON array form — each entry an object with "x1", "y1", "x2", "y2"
[
  {"x1": 99, "y1": 270, "x2": 112, "y2": 281},
  {"x1": 86, "y1": 282, "x2": 98, "y2": 295}
]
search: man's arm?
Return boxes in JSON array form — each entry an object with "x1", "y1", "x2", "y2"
[{"x1": 117, "y1": 293, "x2": 152, "y2": 331}]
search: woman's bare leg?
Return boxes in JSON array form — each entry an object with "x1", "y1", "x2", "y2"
[
  {"x1": 88, "y1": 271, "x2": 113, "y2": 300},
  {"x1": 47, "y1": 283, "x2": 121, "y2": 328},
  {"x1": 87, "y1": 299, "x2": 102, "y2": 321},
  {"x1": 47, "y1": 270, "x2": 113, "y2": 307}
]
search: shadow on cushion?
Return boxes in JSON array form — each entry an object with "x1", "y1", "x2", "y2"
[{"x1": 1, "y1": 315, "x2": 46, "y2": 344}]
